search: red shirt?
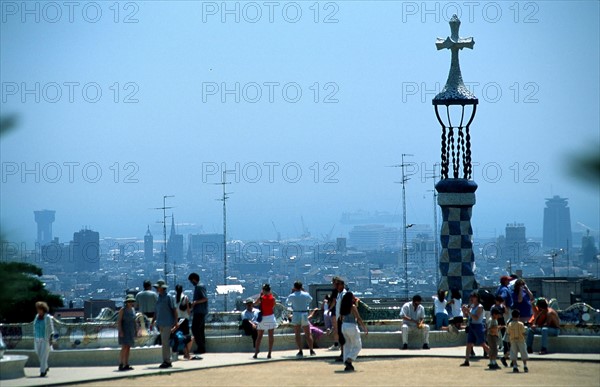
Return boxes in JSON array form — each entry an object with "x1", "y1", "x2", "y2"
[{"x1": 261, "y1": 294, "x2": 275, "y2": 316}]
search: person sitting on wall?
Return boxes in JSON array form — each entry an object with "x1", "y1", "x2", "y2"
[
  {"x1": 526, "y1": 298, "x2": 560, "y2": 355},
  {"x1": 240, "y1": 298, "x2": 259, "y2": 348},
  {"x1": 400, "y1": 294, "x2": 430, "y2": 350}
]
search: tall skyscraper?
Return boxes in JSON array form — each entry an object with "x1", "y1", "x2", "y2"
[
  {"x1": 34, "y1": 210, "x2": 55, "y2": 247},
  {"x1": 581, "y1": 230, "x2": 598, "y2": 264},
  {"x1": 167, "y1": 215, "x2": 184, "y2": 262},
  {"x1": 543, "y1": 195, "x2": 572, "y2": 250},
  {"x1": 144, "y1": 226, "x2": 153, "y2": 261},
  {"x1": 73, "y1": 228, "x2": 100, "y2": 272}
]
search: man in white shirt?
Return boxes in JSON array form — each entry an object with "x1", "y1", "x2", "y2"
[
  {"x1": 400, "y1": 294, "x2": 430, "y2": 350},
  {"x1": 287, "y1": 281, "x2": 315, "y2": 357},
  {"x1": 240, "y1": 298, "x2": 259, "y2": 348}
]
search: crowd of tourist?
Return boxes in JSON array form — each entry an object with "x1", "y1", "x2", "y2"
[{"x1": 30, "y1": 273, "x2": 562, "y2": 377}]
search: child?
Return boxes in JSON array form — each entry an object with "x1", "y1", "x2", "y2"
[
  {"x1": 432, "y1": 290, "x2": 449, "y2": 331},
  {"x1": 491, "y1": 295, "x2": 510, "y2": 367},
  {"x1": 460, "y1": 292, "x2": 490, "y2": 367},
  {"x1": 507, "y1": 309, "x2": 529, "y2": 373},
  {"x1": 486, "y1": 309, "x2": 502, "y2": 369}
]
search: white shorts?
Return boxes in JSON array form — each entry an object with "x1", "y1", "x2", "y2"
[
  {"x1": 291, "y1": 312, "x2": 309, "y2": 326},
  {"x1": 257, "y1": 314, "x2": 278, "y2": 331}
]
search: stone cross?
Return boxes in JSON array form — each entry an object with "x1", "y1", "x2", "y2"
[{"x1": 434, "y1": 14, "x2": 477, "y2": 104}]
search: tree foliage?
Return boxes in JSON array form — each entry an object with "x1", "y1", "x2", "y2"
[{"x1": 0, "y1": 262, "x2": 64, "y2": 323}]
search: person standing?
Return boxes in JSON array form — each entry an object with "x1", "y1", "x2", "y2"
[
  {"x1": 241, "y1": 298, "x2": 259, "y2": 348},
  {"x1": 460, "y1": 292, "x2": 490, "y2": 366},
  {"x1": 526, "y1": 298, "x2": 560, "y2": 355},
  {"x1": 491, "y1": 295, "x2": 510, "y2": 367},
  {"x1": 33, "y1": 301, "x2": 55, "y2": 377},
  {"x1": 328, "y1": 276, "x2": 341, "y2": 351},
  {"x1": 135, "y1": 280, "x2": 158, "y2": 319},
  {"x1": 118, "y1": 294, "x2": 137, "y2": 371},
  {"x1": 339, "y1": 291, "x2": 368, "y2": 372},
  {"x1": 253, "y1": 284, "x2": 277, "y2": 359},
  {"x1": 400, "y1": 295, "x2": 430, "y2": 350},
  {"x1": 287, "y1": 281, "x2": 315, "y2": 357},
  {"x1": 334, "y1": 278, "x2": 347, "y2": 361},
  {"x1": 496, "y1": 276, "x2": 513, "y2": 312},
  {"x1": 511, "y1": 279, "x2": 533, "y2": 323},
  {"x1": 507, "y1": 309, "x2": 529, "y2": 373},
  {"x1": 486, "y1": 308, "x2": 502, "y2": 370},
  {"x1": 188, "y1": 272, "x2": 208, "y2": 357},
  {"x1": 150, "y1": 279, "x2": 177, "y2": 369}
]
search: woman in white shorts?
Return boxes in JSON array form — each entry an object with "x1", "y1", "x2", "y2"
[{"x1": 253, "y1": 284, "x2": 278, "y2": 359}]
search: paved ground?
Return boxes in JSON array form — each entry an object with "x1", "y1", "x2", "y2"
[
  {"x1": 82, "y1": 357, "x2": 600, "y2": 387},
  {"x1": 6, "y1": 347, "x2": 600, "y2": 387}
]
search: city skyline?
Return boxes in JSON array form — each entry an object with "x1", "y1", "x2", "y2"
[{"x1": 1, "y1": 2, "x2": 598, "y2": 247}]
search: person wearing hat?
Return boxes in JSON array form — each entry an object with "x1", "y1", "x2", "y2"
[
  {"x1": 117, "y1": 294, "x2": 137, "y2": 371},
  {"x1": 240, "y1": 298, "x2": 259, "y2": 348},
  {"x1": 135, "y1": 280, "x2": 158, "y2": 319},
  {"x1": 150, "y1": 279, "x2": 178, "y2": 368},
  {"x1": 496, "y1": 276, "x2": 514, "y2": 311}
]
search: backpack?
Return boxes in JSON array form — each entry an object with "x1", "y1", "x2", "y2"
[
  {"x1": 178, "y1": 295, "x2": 189, "y2": 312},
  {"x1": 479, "y1": 289, "x2": 495, "y2": 311}
]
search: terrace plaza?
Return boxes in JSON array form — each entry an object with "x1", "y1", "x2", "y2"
[{"x1": 2, "y1": 346, "x2": 599, "y2": 387}]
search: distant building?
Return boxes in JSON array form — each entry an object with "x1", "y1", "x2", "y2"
[
  {"x1": 348, "y1": 225, "x2": 400, "y2": 251},
  {"x1": 73, "y1": 228, "x2": 100, "y2": 272},
  {"x1": 543, "y1": 195, "x2": 572, "y2": 250},
  {"x1": 504, "y1": 223, "x2": 528, "y2": 263},
  {"x1": 581, "y1": 230, "x2": 598, "y2": 264},
  {"x1": 34, "y1": 210, "x2": 55, "y2": 247},
  {"x1": 54, "y1": 307, "x2": 85, "y2": 322},
  {"x1": 336, "y1": 237, "x2": 347, "y2": 253},
  {"x1": 41, "y1": 237, "x2": 73, "y2": 268},
  {"x1": 187, "y1": 233, "x2": 224, "y2": 261},
  {"x1": 144, "y1": 226, "x2": 153, "y2": 261},
  {"x1": 167, "y1": 215, "x2": 184, "y2": 263}
]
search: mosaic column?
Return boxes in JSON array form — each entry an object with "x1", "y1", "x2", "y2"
[{"x1": 432, "y1": 15, "x2": 479, "y2": 295}]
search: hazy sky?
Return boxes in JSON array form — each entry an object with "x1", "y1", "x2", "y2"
[{"x1": 1, "y1": 1, "x2": 598, "y2": 246}]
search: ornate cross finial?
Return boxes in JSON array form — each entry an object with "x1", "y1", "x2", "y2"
[{"x1": 433, "y1": 15, "x2": 478, "y2": 105}]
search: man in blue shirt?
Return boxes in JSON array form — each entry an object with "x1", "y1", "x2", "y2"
[
  {"x1": 150, "y1": 279, "x2": 177, "y2": 368},
  {"x1": 188, "y1": 272, "x2": 208, "y2": 356},
  {"x1": 496, "y1": 276, "x2": 514, "y2": 310},
  {"x1": 287, "y1": 281, "x2": 315, "y2": 357}
]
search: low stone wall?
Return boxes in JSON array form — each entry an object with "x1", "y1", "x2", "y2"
[
  {"x1": 8, "y1": 346, "x2": 162, "y2": 367},
  {"x1": 2, "y1": 302, "x2": 598, "y2": 351}
]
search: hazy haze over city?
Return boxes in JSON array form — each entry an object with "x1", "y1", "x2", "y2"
[{"x1": 1, "y1": 1, "x2": 598, "y2": 245}]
